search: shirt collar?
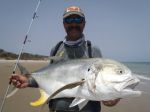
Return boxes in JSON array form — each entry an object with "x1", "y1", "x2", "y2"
[{"x1": 64, "y1": 35, "x2": 85, "y2": 46}]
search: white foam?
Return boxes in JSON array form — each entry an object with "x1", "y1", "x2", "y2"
[{"x1": 136, "y1": 75, "x2": 150, "y2": 81}]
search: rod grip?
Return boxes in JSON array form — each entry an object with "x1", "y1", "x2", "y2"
[{"x1": 9, "y1": 71, "x2": 16, "y2": 84}]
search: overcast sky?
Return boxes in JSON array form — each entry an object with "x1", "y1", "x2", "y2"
[{"x1": 0, "y1": 0, "x2": 150, "y2": 62}]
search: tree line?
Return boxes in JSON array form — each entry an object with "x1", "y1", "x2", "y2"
[{"x1": 0, "y1": 49, "x2": 48, "y2": 60}]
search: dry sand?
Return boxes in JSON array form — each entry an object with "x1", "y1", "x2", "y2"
[{"x1": 0, "y1": 60, "x2": 150, "y2": 112}]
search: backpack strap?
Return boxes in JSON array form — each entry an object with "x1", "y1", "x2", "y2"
[
  {"x1": 50, "y1": 40, "x2": 92, "y2": 63},
  {"x1": 51, "y1": 41, "x2": 63, "y2": 56},
  {"x1": 86, "y1": 40, "x2": 92, "y2": 58},
  {"x1": 50, "y1": 41, "x2": 63, "y2": 63}
]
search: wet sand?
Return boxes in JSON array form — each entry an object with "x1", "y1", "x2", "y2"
[{"x1": 0, "y1": 60, "x2": 150, "y2": 112}]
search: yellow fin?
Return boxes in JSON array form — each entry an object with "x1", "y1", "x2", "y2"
[
  {"x1": 30, "y1": 89, "x2": 49, "y2": 107},
  {"x1": 40, "y1": 80, "x2": 85, "y2": 112}
]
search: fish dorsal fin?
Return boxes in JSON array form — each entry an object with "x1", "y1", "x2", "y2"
[
  {"x1": 40, "y1": 80, "x2": 85, "y2": 112},
  {"x1": 48, "y1": 56, "x2": 63, "y2": 62},
  {"x1": 69, "y1": 97, "x2": 88, "y2": 110},
  {"x1": 17, "y1": 63, "x2": 30, "y2": 77},
  {"x1": 30, "y1": 89, "x2": 49, "y2": 107}
]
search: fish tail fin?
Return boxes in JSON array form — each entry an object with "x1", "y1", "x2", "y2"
[
  {"x1": 6, "y1": 63, "x2": 30, "y2": 98},
  {"x1": 30, "y1": 89, "x2": 49, "y2": 107},
  {"x1": 6, "y1": 87, "x2": 19, "y2": 98}
]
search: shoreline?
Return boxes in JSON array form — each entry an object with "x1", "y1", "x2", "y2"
[{"x1": 0, "y1": 59, "x2": 49, "y2": 63}]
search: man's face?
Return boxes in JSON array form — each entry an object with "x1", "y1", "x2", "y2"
[{"x1": 63, "y1": 14, "x2": 85, "y2": 41}]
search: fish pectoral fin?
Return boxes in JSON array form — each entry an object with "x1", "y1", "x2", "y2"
[
  {"x1": 46, "y1": 80, "x2": 85, "y2": 104},
  {"x1": 69, "y1": 98, "x2": 88, "y2": 110},
  {"x1": 30, "y1": 89, "x2": 49, "y2": 107},
  {"x1": 40, "y1": 80, "x2": 85, "y2": 112}
]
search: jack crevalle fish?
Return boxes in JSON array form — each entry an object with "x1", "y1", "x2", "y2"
[{"x1": 9, "y1": 58, "x2": 142, "y2": 110}]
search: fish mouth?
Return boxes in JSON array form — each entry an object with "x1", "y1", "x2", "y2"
[
  {"x1": 124, "y1": 82, "x2": 139, "y2": 90},
  {"x1": 122, "y1": 78, "x2": 142, "y2": 97},
  {"x1": 123, "y1": 78, "x2": 140, "y2": 90},
  {"x1": 114, "y1": 78, "x2": 140, "y2": 92}
]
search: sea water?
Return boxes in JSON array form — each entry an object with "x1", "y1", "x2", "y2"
[
  {"x1": 123, "y1": 62, "x2": 150, "y2": 77},
  {"x1": 123, "y1": 62, "x2": 150, "y2": 93}
]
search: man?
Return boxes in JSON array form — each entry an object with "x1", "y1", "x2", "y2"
[{"x1": 10, "y1": 6, "x2": 120, "y2": 112}]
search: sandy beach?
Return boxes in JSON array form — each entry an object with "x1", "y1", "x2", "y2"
[{"x1": 0, "y1": 60, "x2": 150, "y2": 112}]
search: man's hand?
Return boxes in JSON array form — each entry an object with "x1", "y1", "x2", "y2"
[
  {"x1": 10, "y1": 74, "x2": 29, "y2": 88},
  {"x1": 102, "y1": 98, "x2": 121, "y2": 107}
]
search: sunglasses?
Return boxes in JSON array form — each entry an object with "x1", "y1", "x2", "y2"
[{"x1": 63, "y1": 17, "x2": 85, "y2": 24}]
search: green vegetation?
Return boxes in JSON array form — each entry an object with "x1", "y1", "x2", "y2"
[{"x1": 0, "y1": 49, "x2": 48, "y2": 60}]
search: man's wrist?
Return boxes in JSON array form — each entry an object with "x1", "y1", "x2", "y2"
[{"x1": 28, "y1": 77, "x2": 39, "y2": 88}]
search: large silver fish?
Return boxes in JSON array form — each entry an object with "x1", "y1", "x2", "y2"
[{"x1": 9, "y1": 58, "x2": 142, "y2": 110}]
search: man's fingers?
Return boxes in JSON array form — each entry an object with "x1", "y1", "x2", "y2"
[
  {"x1": 11, "y1": 79, "x2": 17, "y2": 84},
  {"x1": 11, "y1": 79, "x2": 17, "y2": 83},
  {"x1": 20, "y1": 83, "x2": 28, "y2": 88},
  {"x1": 10, "y1": 75, "x2": 19, "y2": 82},
  {"x1": 11, "y1": 75, "x2": 20, "y2": 79},
  {"x1": 12, "y1": 80, "x2": 23, "y2": 88},
  {"x1": 102, "y1": 98, "x2": 121, "y2": 106},
  {"x1": 16, "y1": 81, "x2": 21, "y2": 87},
  {"x1": 10, "y1": 75, "x2": 21, "y2": 87},
  {"x1": 9, "y1": 74, "x2": 28, "y2": 88}
]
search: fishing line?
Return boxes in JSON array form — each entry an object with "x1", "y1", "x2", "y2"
[{"x1": 0, "y1": 0, "x2": 42, "y2": 112}]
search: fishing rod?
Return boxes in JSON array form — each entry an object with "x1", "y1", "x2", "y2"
[{"x1": 0, "y1": 0, "x2": 42, "y2": 112}]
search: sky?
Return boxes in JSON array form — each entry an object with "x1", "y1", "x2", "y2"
[{"x1": 0, "y1": 0, "x2": 150, "y2": 62}]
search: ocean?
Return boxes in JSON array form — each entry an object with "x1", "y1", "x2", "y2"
[{"x1": 123, "y1": 62, "x2": 150, "y2": 77}]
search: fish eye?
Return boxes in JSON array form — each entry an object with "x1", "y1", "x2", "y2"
[
  {"x1": 119, "y1": 70, "x2": 123, "y2": 74},
  {"x1": 116, "y1": 69, "x2": 124, "y2": 75},
  {"x1": 88, "y1": 68, "x2": 90, "y2": 71}
]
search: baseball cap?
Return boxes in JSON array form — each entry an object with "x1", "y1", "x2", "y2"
[{"x1": 63, "y1": 6, "x2": 85, "y2": 18}]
